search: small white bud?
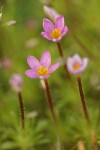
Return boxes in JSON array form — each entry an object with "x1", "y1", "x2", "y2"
[{"x1": 43, "y1": 5, "x2": 59, "y2": 22}]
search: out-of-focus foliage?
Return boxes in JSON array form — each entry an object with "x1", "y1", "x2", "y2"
[{"x1": 0, "y1": 0, "x2": 100, "y2": 149}]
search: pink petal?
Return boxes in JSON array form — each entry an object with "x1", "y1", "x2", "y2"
[
  {"x1": 73, "y1": 65, "x2": 87, "y2": 75},
  {"x1": 73, "y1": 54, "x2": 82, "y2": 64},
  {"x1": 27, "y1": 56, "x2": 40, "y2": 69},
  {"x1": 71, "y1": 69, "x2": 81, "y2": 75},
  {"x1": 67, "y1": 58, "x2": 74, "y2": 73},
  {"x1": 67, "y1": 60, "x2": 80, "y2": 75},
  {"x1": 41, "y1": 32, "x2": 52, "y2": 40},
  {"x1": 55, "y1": 16, "x2": 64, "y2": 32},
  {"x1": 49, "y1": 62, "x2": 60, "y2": 73},
  {"x1": 81, "y1": 58, "x2": 89, "y2": 71},
  {"x1": 73, "y1": 58, "x2": 88, "y2": 75},
  {"x1": 40, "y1": 50, "x2": 51, "y2": 68},
  {"x1": 43, "y1": 18, "x2": 54, "y2": 33},
  {"x1": 62, "y1": 26, "x2": 68, "y2": 36},
  {"x1": 39, "y1": 74, "x2": 50, "y2": 79},
  {"x1": 25, "y1": 69, "x2": 39, "y2": 78},
  {"x1": 52, "y1": 37, "x2": 62, "y2": 42}
]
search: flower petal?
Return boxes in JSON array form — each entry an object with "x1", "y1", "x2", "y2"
[
  {"x1": 71, "y1": 69, "x2": 81, "y2": 75},
  {"x1": 43, "y1": 18, "x2": 54, "y2": 33},
  {"x1": 52, "y1": 37, "x2": 62, "y2": 42},
  {"x1": 25, "y1": 69, "x2": 39, "y2": 78},
  {"x1": 27, "y1": 56, "x2": 40, "y2": 69},
  {"x1": 55, "y1": 16, "x2": 64, "y2": 32},
  {"x1": 67, "y1": 61, "x2": 80, "y2": 75},
  {"x1": 40, "y1": 50, "x2": 51, "y2": 68},
  {"x1": 73, "y1": 54, "x2": 82, "y2": 64},
  {"x1": 41, "y1": 32, "x2": 52, "y2": 40},
  {"x1": 81, "y1": 58, "x2": 89, "y2": 71},
  {"x1": 49, "y1": 62, "x2": 60, "y2": 73},
  {"x1": 67, "y1": 58, "x2": 74, "y2": 73},
  {"x1": 39, "y1": 74, "x2": 50, "y2": 79},
  {"x1": 62, "y1": 26, "x2": 68, "y2": 36}
]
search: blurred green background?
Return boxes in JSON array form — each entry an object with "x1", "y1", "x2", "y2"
[{"x1": 0, "y1": 0, "x2": 100, "y2": 149}]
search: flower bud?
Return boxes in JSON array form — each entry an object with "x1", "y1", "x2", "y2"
[{"x1": 9, "y1": 74, "x2": 23, "y2": 92}]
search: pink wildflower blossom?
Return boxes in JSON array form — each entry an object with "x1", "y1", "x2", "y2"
[
  {"x1": 67, "y1": 54, "x2": 89, "y2": 75},
  {"x1": 25, "y1": 50, "x2": 60, "y2": 79},
  {"x1": 41, "y1": 16, "x2": 68, "y2": 42},
  {"x1": 9, "y1": 74, "x2": 23, "y2": 92}
]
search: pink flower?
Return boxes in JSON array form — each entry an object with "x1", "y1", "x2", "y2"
[
  {"x1": 25, "y1": 50, "x2": 60, "y2": 79},
  {"x1": 9, "y1": 74, "x2": 23, "y2": 92},
  {"x1": 41, "y1": 16, "x2": 68, "y2": 42},
  {"x1": 67, "y1": 54, "x2": 89, "y2": 75}
]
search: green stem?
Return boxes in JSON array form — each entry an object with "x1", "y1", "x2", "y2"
[
  {"x1": 56, "y1": 134, "x2": 64, "y2": 150},
  {"x1": 18, "y1": 92, "x2": 25, "y2": 129}
]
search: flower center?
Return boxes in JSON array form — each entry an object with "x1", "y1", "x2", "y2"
[
  {"x1": 73, "y1": 63, "x2": 81, "y2": 70},
  {"x1": 50, "y1": 28, "x2": 61, "y2": 39},
  {"x1": 36, "y1": 66, "x2": 49, "y2": 76}
]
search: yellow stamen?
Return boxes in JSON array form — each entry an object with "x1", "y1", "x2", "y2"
[
  {"x1": 36, "y1": 66, "x2": 49, "y2": 76},
  {"x1": 73, "y1": 63, "x2": 80, "y2": 70},
  {"x1": 50, "y1": 28, "x2": 61, "y2": 39}
]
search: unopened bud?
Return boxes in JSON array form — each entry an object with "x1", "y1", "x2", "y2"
[
  {"x1": 43, "y1": 5, "x2": 59, "y2": 22},
  {"x1": 9, "y1": 74, "x2": 23, "y2": 92}
]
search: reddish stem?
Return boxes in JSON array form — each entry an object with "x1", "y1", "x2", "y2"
[
  {"x1": 44, "y1": 79, "x2": 57, "y2": 123},
  {"x1": 18, "y1": 92, "x2": 25, "y2": 129},
  {"x1": 77, "y1": 76, "x2": 90, "y2": 124},
  {"x1": 77, "y1": 77, "x2": 98, "y2": 150},
  {"x1": 56, "y1": 42, "x2": 71, "y2": 80}
]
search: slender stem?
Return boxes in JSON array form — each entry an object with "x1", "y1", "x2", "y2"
[
  {"x1": 91, "y1": 131, "x2": 98, "y2": 150},
  {"x1": 56, "y1": 42, "x2": 71, "y2": 80},
  {"x1": 77, "y1": 76, "x2": 90, "y2": 124},
  {"x1": 44, "y1": 79, "x2": 57, "y2": 123},
  {"x1": 44, "y1": 79, "x2": 62, "y2": 150},
  {"x1": 77, "y1": 76, "x2": 98, "y2": 150},
  {"x1": 56, "y1": 42, "x2": 64, "y2": 58},
  {"x1": 18, "y1": 92, "x2": 25, "y2": 129},
  {"x1": 57, "y1": 135, "x2": 62, "y2": 150}
]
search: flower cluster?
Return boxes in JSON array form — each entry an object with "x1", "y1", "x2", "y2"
[
  {"x1": 7, "y1": 6, "x2": 91, "y2": 143},
  {"x1": 25, "y1": 15, "x2": 89, "y2": 79}
]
